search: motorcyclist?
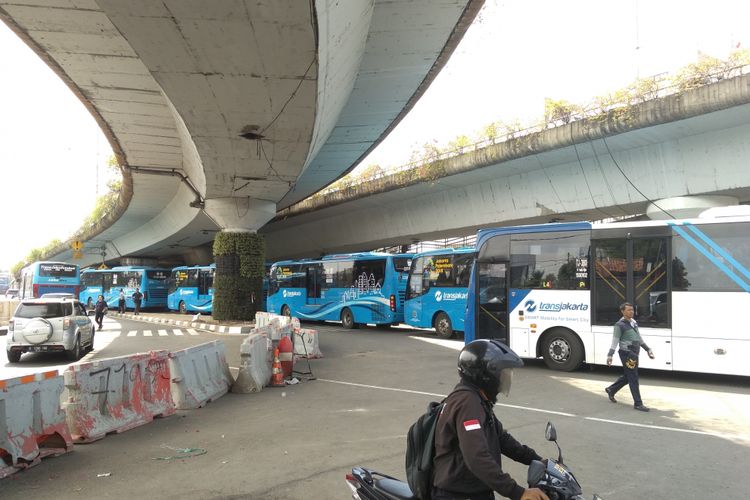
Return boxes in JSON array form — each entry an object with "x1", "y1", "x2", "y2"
[{"x1": 432, "y1": 339, "x2": 549, "y2": 500}]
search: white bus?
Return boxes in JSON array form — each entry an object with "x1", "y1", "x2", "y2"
[{"x1": 464, "y1": 213, "x2": 750, "y2": 376}]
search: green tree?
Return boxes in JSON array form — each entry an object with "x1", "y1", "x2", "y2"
[{"x1": 448, "y1": 134, "x2": 472, "y2": 153}]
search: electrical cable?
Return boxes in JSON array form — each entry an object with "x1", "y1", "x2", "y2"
[
  {"x1": 601, "y1": 137, "x2": 675, "y2": 219},
  {"x1": 572, "y1": 141, "x2": 614, "y2": 219},
  {"x1": 588, "y1": 140, "x2": 630, "y2": 216},
  {"x1": 260, "y1": 55, "x2": 317, "y2": 136}
]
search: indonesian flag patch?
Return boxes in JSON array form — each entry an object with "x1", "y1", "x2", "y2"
[{"x1": 463, "y1": 419, "x2": 481, "y2": 431}]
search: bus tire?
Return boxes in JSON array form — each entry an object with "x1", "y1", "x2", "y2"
[
  {"x1": 179, "y1": 301, "x2": 187, "y2": 314},
  {"x1": 341, "y1": 308, "x2": 357, "y2": 329},
  {"x1": 281, "y1": 305, "x2": 291, "y2": 318},
  {"x1": 541, "y1": 328, "x2": 584, "y2": 371},
  {"x1": 434, "y1": 312, "x2": 454, "y2": 339}
]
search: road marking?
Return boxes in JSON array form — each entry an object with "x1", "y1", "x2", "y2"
[
  {"x1": 143, "y1": 330, "x2": 152, "y2": 337},
  {"x1": 173, "y1": 329, "x2": 184, "y2": 336},
  {"x1": 318, "y1": 379, "x2": 750, "y2": 440},
  {"x1": 187, "y1": 328, "x2": 198, "y2": 336},
  {"x1": 158, "y1": 329, "x2": 168, "y2": 336},
  {"x1": 127, "y1": 330, "x2": 137, "y2": 337}
]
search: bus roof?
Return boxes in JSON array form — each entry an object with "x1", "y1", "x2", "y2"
[
  {"x1": 170, "y1": 264, "x2": 216, "y2": 271},
  {"x1": 112, "y1": 265, "x2": 170, "y2": 271},
  {"x1": 411, "y1": 247, "x2": 474, "y2": 258}
]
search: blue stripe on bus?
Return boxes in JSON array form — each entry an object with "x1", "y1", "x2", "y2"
[
  {"x1": 683, "y1": 222, "x2": 750, "y2": 282},
  {"x1": 669, "y1": 223, "x2": 750, "y2": 292}
]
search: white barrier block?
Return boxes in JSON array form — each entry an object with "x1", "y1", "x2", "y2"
[
  {"x1": 293, "y1": 328, "x2": 324, "y2": 359},
  {"x1": 231, "y1": 334, "x2": 272, "y2": 394},
  {"x1": 169, "y1": 340, "x2": 234, "y2": 409}
]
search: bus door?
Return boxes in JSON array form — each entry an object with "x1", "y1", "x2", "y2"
[
  {"x1": 405, "y1": 256, "x2": 426, "y2": 327},
  {"x1": 198, "y1": 268, "x2": 214, "y2": 306},
  {"x1": 476, "y1": 261, "x2": 509, "y2": 344},
  {"x1": 593, "y1": 230, "x2": 672, "y2": 367},
  {"x1": 305, "y1": 264, "x2": 323, "y2": 307}
]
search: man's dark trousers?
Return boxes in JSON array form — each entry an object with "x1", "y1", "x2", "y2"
[{"x1": 607, "y1": 350, "x2": 643, "y2": 406}]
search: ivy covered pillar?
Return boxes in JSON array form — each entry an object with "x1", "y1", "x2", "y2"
[{"x1": 204, "y1": 197, "x2": 276, "y2": 321}]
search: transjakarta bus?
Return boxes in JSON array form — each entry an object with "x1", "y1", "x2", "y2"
[
  {"x1": 464, "y1": 215, "x2": 750, "y2": 376},
  {"x1": 20, "y1": 261, "x2": 80, "y2": 299},
  {"x1": 267, "y1": 252, "x2": 413, "y2": 328},
  {"x1": 404, "y1": 248, "x2": 473, "y2": 338},
  {"x1": 168, "y1": 264, "x2": 215, "y2": 314},
  {"x1": 79, "y1": 266, "x2": 170, "y2": 309}
]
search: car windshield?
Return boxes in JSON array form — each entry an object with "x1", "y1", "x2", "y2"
[{"x1": 15, "y1": 302, "x2": 70, "y2": 319}]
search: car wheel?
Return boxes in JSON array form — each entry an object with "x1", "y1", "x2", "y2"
[
  {"x1": 281, "y1": 305, "x2": 291, "y2": 318},
  {"x1": 88, "y1": 331, "x2": 95, "y2": 352},
  {"x1": 434, "y1": 312, "x2": 454, "y2": 339},
  {"x1": 66, "y1": 336, "x2": 82, "y2": 362},
  {"x1": 541, "y1": 328, "x2": 584, "y2": 371},
  {"x1": 7, "y1": 349, "x2": 21, "y2": 363},
  {"x1": 179, "y1": 301, "x2": 187, "y2": 314},
  {"x1": 341, "y1": 308, "x2": 357, "y2": 329}
]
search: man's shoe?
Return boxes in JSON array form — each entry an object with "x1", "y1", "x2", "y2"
[
  {"x1": 605, "y1": 388, "x2": 617, "y2": 403},
  {"x1": 634, "y1": 404, "x2": 650, "y2": 412}
]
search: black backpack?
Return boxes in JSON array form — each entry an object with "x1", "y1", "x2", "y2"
[
  {"x1": 405, "y1": 399, "x2": 445, "y2": 500},
  {"x1": 405, "y1": 389, "x2": 469, "y2": 500}
]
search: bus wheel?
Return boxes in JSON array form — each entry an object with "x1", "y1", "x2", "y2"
[
  {"x1": 341, "y1": 308, "x2": 357, "y2": 329},
  {"x1": 281, "y1": 305, "x2": 291, "y2": 318},
  {"x1": 541, "y1": 328, "x2": 584, "y2": 371},
  {"x1": 434, "y1": 312, "x2": 454, "y2": 339},
  {"x1": 179, "y1": 301, "x2": 187, "y2": 314}
]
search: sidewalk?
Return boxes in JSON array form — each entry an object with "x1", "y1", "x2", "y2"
[{"x1": 109, "y1": 311, "x2": 254, "y2": 334}]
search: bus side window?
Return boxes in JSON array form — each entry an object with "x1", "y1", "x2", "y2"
[{"x1": 408, "y1": 257, "x2": 424, "y2": 298}]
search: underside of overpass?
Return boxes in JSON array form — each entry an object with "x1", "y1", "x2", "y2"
[
  {"x1": 260, "y1": 74, "x2": 750, "y2": 260},
  {"x1": 0, "y1": 0, "x2": 482, "y2": 266}
]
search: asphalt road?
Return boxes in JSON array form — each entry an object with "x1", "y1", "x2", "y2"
[{"x1": 1, "y1": 320, "x2": 748, "y2": 499}]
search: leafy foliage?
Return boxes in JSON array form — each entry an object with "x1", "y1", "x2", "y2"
[{"x1": 212, "y1": 232, "x2": 265, "y2": 321}]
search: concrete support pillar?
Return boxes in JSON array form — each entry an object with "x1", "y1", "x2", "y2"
[
  {"x1": 646, "y1": 195, "x2": 738, "y2": 220},
  {"x1": 203, "y1": 197, "x2": 276, "y2": 233}
]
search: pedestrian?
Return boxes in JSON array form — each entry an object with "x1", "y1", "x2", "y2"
[
  {"x1": 132, "y1": 287, "x2": 143, "y2": 315},
  {"x1": 605, "y1": 302, "x2": 655, "y2": 412},
  {"x1": 118, "y1": 288, "x2": 126, "y2": 314},
  {"x1": 432, "y1": 339, "x2": 549, "y2": 500},
  {"x1": 94, "y1": 294, "x2": 107, "y2": 331}
]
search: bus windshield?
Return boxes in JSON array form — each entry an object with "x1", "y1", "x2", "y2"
[{"x1": 39, "y1": 263, "x2": 77, "y2": 278}]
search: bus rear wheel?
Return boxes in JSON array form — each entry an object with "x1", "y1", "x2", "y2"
[
  {"x1": 281, "y1": 305, "x2": 291, "y2": 318},
  {"x1": 341, "y1": 308, "x2": 358, "y2": 329},
  {"x1": 179, "y1": 301, "x2": 187, "y2": 314},
  {"x1": 434, "y1": 312, "x2": 454, "y2": 339},
  {"x1": 541, "y1": 328, "x2": 584, "y2": 371}
]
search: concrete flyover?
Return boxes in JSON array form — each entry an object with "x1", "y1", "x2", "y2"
[
  {"x1": 0, "y1": 0, "x2": 482, "y2": 266},
  {"x1": 261, "y1": 72, "x2": 750, "y2": 259}
]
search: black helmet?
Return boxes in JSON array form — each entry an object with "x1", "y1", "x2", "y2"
[{"x1": 458, "y1": 340, "x2": 523, "y2": 400}]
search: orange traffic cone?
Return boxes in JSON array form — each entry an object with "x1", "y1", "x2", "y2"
[{"x1": 270, "y1": 347, "x2": 285, "y2": 387}]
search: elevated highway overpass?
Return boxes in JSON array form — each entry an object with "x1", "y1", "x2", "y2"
[
  {"x1": 261, "y1": 72, "x2": 750, "y2": 259},
  {"x1": 0, "y1": 0, "x2": 482, "y2": 266}
]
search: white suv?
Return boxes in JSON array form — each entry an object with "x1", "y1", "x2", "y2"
[{"x1": 6, "y1": 297, "x2": 94, "y2": 363}]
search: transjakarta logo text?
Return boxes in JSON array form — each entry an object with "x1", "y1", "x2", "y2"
[
  {"x1": 524, "y1": 300, "x2": 588, "y2": 312},
  {"x1": 435, "y1": 290, "x2": 468, "y2": 302},
  {"x1": 282, "y1": 290, "x2": 302, "y2": 298}
]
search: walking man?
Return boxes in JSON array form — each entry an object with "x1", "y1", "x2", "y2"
[
  {"x1": 132, "y1": 287, "x2": 143, "y2": 315},
  {"x1": 118, "y1": 288, "x2": 126, "y2": 313},
  {"x1": 605, "y1": 302, "x2": 655, "y2": 412},
  {"x1": 94, "y1": 294, "x2": 107, "y2": 331}
]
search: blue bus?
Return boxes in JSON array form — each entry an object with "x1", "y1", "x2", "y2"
[
  {"x1": 167, "y1": 264, "x2": 215, "y2": 314},
  {"x1": 79, "y1": 266, "x2": 170, "y2": 309},
  {"x1": 404, "y1": 247, "x2": 474, "y2": 338},
  {"x1": 267, "y1": 252, "x2": 413, "y2": 328},
  {"x1": 463, "y1": 215, "x2": 750, "y2": 376},
  {"x1": 19, "y1": 261, "x2": 81, "y2": 299}
]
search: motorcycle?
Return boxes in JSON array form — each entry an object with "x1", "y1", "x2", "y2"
[{"x1": 344, "y1": 422, "x2": 602, "y2": 500}]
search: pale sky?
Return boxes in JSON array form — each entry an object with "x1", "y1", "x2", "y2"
[{"x1": 1, "y1": 0, "x2": 747, "y2": 271}]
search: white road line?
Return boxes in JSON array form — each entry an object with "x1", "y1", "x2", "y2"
[
  {"x1": 127, "y1": 330, "x2": 137, "y2": 337},
  {"x1": 158, "y1": 329, "x2": 168, "y2": 336},
  {"x1": 187, "y1": 328, "x2": 198, "y2": 335},
  {"x1": 318, "y1": 379, "x2": 749, "y2": 439},
  {"x1": 143, "y1": 330, "x2": 152, "y2": 337},
  {"x1": 173, "y1": 329, "x2": 184, "y2": 336}
]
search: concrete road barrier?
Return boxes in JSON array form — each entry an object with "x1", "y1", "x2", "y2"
[
  {"x1": 63, "y1": 351, "x2": 175, "y2": 443},
  {"x1": 0, "y1": 370, "x2": 73, "y2": 479},
  {"x1": 231, "y1": 334, "x2": 272, "y2": 394},
  {"x1": 293, "y1": 328, "x2": 324, "y2": 359},
  {"x1": 169, "y1": 341, "x2": 234, "y2": 409}
]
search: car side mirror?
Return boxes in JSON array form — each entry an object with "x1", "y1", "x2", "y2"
[{"x1": 545, "y1": 422, "x2": 557, "y2": 441}]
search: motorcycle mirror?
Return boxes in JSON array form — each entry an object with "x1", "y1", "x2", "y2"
[
  {"x1": 545, "y1": 422, "x2": 557, "y2": 442},
  {"x1": 593, "y1": 495, "x2": 605, "y2": 500}
]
